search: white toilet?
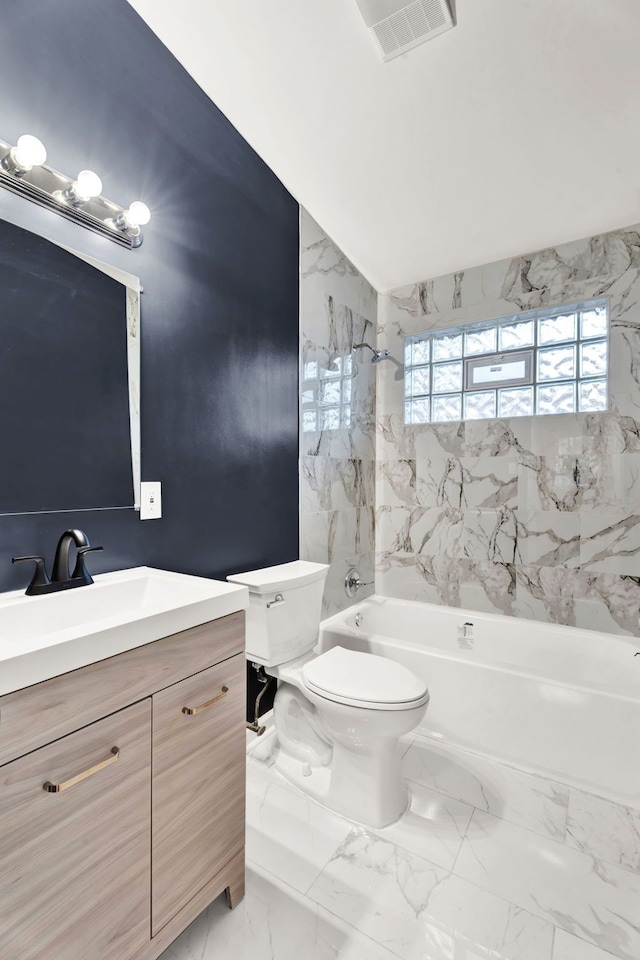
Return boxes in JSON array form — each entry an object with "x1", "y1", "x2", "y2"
[{"x1": 227, "y1": 560, "x2": 429, "y2": 828}]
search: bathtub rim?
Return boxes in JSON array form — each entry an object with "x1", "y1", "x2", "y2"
[{"x1": 318, "y1": 594, "x2": 640, "y2": 703}]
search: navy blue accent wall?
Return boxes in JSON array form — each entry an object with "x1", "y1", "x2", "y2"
[{"x1": 0, "y1": 0, "x2": 299, "y2": 671}]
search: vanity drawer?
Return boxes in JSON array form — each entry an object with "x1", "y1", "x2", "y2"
[
  {"x1": 151, "y1": 652, "x2": 246, "y2": 935},
  {"x1": 0, "y1": 699, "x2": 151, "y2": 960},
  {"x1": 0, "y1": 611, "x2": 244, "y2": 767}
]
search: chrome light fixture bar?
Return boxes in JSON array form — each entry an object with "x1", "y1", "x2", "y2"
[{"x1": 0, "y1": 134, "x2": 150, "y2": 249}]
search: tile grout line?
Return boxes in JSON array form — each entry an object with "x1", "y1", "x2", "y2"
[
  {"x1": 449, "y1": 803, "x2": 476, "y2": 876},
  {"x1": 243, "y1": 858, "x2": 402, "y2": 959},
  {"x1": 552, "y1": 926, "x2": 633, "y2": 960},
  {"x1": 310, "y1": 893, "x2": 409, "y2": 960},
  {"x1": 300, "y1": 826, "x2": 354, "y2": 897}
]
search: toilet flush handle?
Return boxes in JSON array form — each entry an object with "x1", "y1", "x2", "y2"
[{"x1": 266, "y1": 593, "x2": 286, "y2": 608}]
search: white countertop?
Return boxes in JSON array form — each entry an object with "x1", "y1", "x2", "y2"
[{"x1": 0, "y1": 566, "x2": 249, "y2": 696}]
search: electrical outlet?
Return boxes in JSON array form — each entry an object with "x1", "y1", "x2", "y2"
[{"x1": 140, "y1": 481, "x2": 162, "y2": 520}]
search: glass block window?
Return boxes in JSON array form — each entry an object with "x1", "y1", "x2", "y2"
[
  {"x1": 404, "y1": 298, "x2": 608, "y2": 424},
  {"x1": 302, "y1": 355, "x2": 353, "y2": 432}
]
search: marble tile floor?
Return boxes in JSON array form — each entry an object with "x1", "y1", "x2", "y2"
[{"x1": 161, "y1": 731, "x2": 640, "y2": 960}]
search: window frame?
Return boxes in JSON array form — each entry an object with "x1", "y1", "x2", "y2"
[
  {"x1": 464, "y1": 349, "x2": 534, "y2": 392},
  {"x1": 301, "y1": 354, "x2": 354, "y2": 433},
  {"x1": 403, "y1": 297, "x2": 609, "y2": 425}
]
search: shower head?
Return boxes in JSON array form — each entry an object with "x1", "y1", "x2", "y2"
[
  {"x1": 353, "y1": 343, "x2": 391, "y2": 364},
  {"x1": 372, "y1": 348, "x2": 391, "y2": 364}
]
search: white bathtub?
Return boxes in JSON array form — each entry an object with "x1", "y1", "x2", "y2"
[{"x1": 318, "y1": 596, "x2": 640, "y2": 806}]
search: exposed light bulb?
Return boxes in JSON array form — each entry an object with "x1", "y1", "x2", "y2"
[
  {"x1": 73, "y1": 169, "x2": 102, "y2": 201},
  {"x1": 12, "y1": 134, "x2": 47, "y2": 170},
  {"x1": 124, "y1": 201, "x2": 151, "y2": 228}
]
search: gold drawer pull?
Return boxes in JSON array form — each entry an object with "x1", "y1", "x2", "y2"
[
  {"x1": 182, "y1": 685, "x2": 229, "y2": 716},
  {"x1": 43, "y1": 747, "x2": 119, "y2": 794}
]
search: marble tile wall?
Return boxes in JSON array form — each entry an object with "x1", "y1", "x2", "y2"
[
  {"x1": 300, "y1": 210, "x2": 377, "y2": 616},
  {"x1": 377, "y1": 224, "x2": 640, "y2": 636}
]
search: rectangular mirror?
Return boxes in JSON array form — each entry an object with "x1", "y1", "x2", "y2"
[{"x1": 0, "y1": 216, "x2": 140, "y2": 515}]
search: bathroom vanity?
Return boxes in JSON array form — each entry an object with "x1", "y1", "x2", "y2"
[{"x1": 0, "y1": 567, "x2": 248, "y2": 960}]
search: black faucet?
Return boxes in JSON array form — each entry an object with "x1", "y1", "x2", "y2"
[{"x1": 12, "y1": 529, "x2": 103, "y2": 596}]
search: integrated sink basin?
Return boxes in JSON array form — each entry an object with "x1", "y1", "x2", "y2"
[{"x1": 0, "y1": 566, "x2": 249, "y2": 696}]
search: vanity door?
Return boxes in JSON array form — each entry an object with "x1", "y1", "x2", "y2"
[
  {"x1": 0, "y1": 699, "x2": 151, "y2": 960},
  {"x1": 151, "y1": 652, "x2": 245, "y2": 935}
]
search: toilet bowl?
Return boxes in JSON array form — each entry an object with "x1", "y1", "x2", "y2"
[
  {"x1": 227, "y1": 561, "x2": 429, "y2": 828},
  {"x1": 274, "y1": 646, "x2": 429, "y2": 826}
]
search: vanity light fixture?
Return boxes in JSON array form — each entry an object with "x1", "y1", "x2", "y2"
[{"x1": 0, "y1": 133, "x2": 150, "y2": 249}]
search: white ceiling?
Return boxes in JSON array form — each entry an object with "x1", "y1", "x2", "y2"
[{"x1": 127, "y1": 0, "x2": 640, "y2": 292}]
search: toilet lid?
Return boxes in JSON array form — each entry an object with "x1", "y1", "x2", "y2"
[{"x1": 302, "y1": 646, "x2": 429, "y2": 710}]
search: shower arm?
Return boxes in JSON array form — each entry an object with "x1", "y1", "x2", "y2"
[{"x1": 352, "y1": 342, "x2": 375, "y2": 356}]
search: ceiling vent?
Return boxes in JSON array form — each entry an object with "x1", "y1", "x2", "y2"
[{"x1": 355, "y1": 0, "x2": 455, "y2": 62}]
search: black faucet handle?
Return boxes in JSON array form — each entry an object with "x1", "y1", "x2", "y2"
[
  {"x1": 71, "y1": 545, "x2": 103, "y2": 583},
  {"x1": 12, "y1": 556, "x2": 51, "y2": 594}
]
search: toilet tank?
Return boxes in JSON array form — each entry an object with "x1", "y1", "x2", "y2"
[{"x1": 227, "y1": 561, "x2": 329, "y2": 667}]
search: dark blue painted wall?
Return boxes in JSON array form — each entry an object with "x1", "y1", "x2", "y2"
[{"x1": 0, "y1": 0, "x2": 299, "y2": 600}]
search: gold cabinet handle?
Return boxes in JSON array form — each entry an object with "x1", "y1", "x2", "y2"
[
  {"x1": 43, "y1": 747, "x2": 119, "y2": 794},
  {"x1": 182, "y1": 685, "x2": 229, "y2": 716}
]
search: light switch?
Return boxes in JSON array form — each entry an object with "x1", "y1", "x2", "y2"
[{"x1": 140, "y1": 481, "x2": 162, "y2": 520}]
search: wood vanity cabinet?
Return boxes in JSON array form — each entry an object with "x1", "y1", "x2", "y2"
[
  {"x1": 152, "y1": 654, "x2": 246, "y2": 934},
  {"x1": 0, "y1": 610, "x2": 246, "y2": 960},
  {"x1": 0, "y1": 700, "x2": 151, "y2": 960}
]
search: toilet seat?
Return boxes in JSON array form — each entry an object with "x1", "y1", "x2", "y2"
[{"x1": 302, "y1": 646, "x2": 429, "y2": 711}]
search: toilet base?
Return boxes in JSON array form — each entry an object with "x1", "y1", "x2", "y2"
[
  {"x1": 273, "y1": 737, "x2": 410, "y2": 828},
  {"x1": 329, "y1": 737, "x2": 410, "y2": 827}
]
